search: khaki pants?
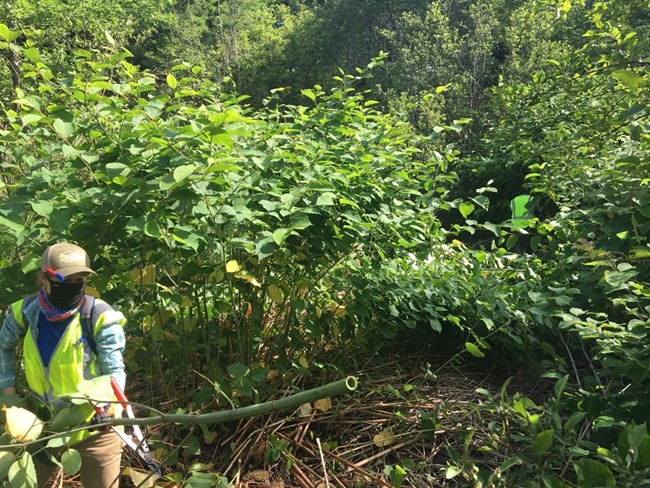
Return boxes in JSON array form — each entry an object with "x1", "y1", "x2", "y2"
[{"x1": 35, "y1": 430, "x2": 124, "y2": 488}]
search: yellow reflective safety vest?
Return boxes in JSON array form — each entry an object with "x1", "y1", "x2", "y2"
[{"x1": 12, "y1": 296, "x2": 108, "y2": 444}]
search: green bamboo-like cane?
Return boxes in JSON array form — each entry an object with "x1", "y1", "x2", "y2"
[{"x1": 104, "y1": 376, "x2": 358, "y2": 427}]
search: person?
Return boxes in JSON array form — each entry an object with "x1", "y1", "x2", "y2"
[{"x1": 0, "y1": 242, "x2": 127, "y2": 488}]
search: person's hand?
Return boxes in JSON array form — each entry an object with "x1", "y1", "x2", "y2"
[{"x1": 89, "y1": 407, "x2": 113, "y2": 432}]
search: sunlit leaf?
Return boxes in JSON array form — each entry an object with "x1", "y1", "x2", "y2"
[
  {"x1": 272, "y1": 228, "x2": 291, "y2": 246},
  {"x1": 61, "y1": 449, "x2": 81, "y2": 475},
  {"x1": 166, "y1": 73, "x2": 178, "y2": 90},
  {"x1": 3, "y1": 407, "x2": 44, "y2": 442},
  {"x1": 8, "y1": 452, "x2": 37, "y2": 488},
  {"x1": 173, "y1": 164, "x2": 197, "y2": 183},
  {"x1": 459, "y1": 201, "x2": 475, "y2": 218},
  {"x1": 314, "y1": 398, "x2": 332, "y2": 412},
  {"x1": 465, "y1": 342, "x2": 484, "y2": 358},
  {"x1": 74, "y1": 375, "x2": 116, "y2": 405},
  {"x1": 124, "y1": 467, "x2": 157, "y2": 488}
]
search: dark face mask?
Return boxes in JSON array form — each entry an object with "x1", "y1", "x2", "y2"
[{"x1": 47, "y1": 279, "x2": 86, "y2": 310}]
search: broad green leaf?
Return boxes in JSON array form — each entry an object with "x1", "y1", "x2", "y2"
[
  {"x1": 0, "y1": 215, "x2": 25, "y2": 235},
  {"x1": 612, "y1": 70, "x2": 643, "y2": 90},
  {"x1": 53, "y1": 118, "x2": 74, "y2": 137},
  {"x1": 50, "y1": 408, "x2": 85, "y2": 432},
  {"x1": 166, "y1": 73, "x2": 178, "y2": 89},
  {"x1": 289, "y1": 213, "x2": 312, "y2": 230},
  {"x1": 272, "y1": 228, "x2": 290, "y2": 246},
  {"x1": 173, "y1": 164, "x2": 197, "y2": 183},
  {"x1": 8, "y1": 453, "x2": 37, "y2": 488},
  {"x1": 459, "y1": 201, "x2": 475, "y2": 218},
  {"x1": 106, "y1": 162, "x2": 130, "y2": 179},
  {"x1": 619, "y1": 103, "x2": 646, "y2": 121},
  {"x1": 21, "y1": 113, "x2": 42, "y2": 125},
  {"x1": 542, "y1": 471, "x2": 569, "y2": 488},
  {"x1": 574, "y1": 459, "x2": 615, "y2": 487},
  {"x1": 483, "y1": 222, "x2": 499, "y2": 236},
  {"x1": 0, "y1": 24, "x2": 20, "y2": 42},
  {"x1": 0, "y1": 451, "x2": 14, "y2": 478},
  {"x1": 31, "y1": 201, "x2": 54, "y2": 218},
  {"x1": 301, "y1": 89, "x2": 316, "y2": 102},
  {"x1": 316, "y1": 192, "x2": 337, "y2": 206},
  {"x1": 603, "y1": 270, "x2": 636, "y2": 290},
  {"x1": 228, "y1": 363, "x2": 249, "y2": 378},
  {"x1": 61, "y1": 449, "x2": 81, "y2": 475},
  {"x1": 46, "y1": 435, "x2": 72, "y2": 448},
  {"x1": 554, "y1": 375, "x2": 569, "y2": 399},
  {"x1": 170, "y1": 232, "x2": 199, "y2": 251},
  {"x1": 618, "y1": 424, "x2": 647, "y2": 453},
  {"x1": 638, "y1": 435, "x2": 650, "y2": 467},
  {"x1": 24, "y1": 48, "x2": 41, "y2": 64},
  {"x1": 144, "y1": 220, "x2": 162, "y2": 238},
  {"x1": 564, "y1": 411, "x2": 587, "y2": 432},
  {"x1": 445, "y1": 465, "x2": 462, "y2": 479},
  {"x1": 465, "y1": 342, "x2": 484, "y2": 358},
  {"x1": 499, "y1": 457, "x2": 522, "y2": 472},
  {"x1": 534, "y1": 429, "x2": 554, "y2": 456},
  {"x1": 62, "y1": 145, "x2": 81, "y2": 159},
  {"x1": 74, "y1": 375, "x2": 115, "y2": 405}
]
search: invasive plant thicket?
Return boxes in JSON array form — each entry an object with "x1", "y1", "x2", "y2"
[
  {"x1": 0, "y1": 0, "x2": 649, "y2": 485},
  {"x1": 0, "y1": 39, "x2": 462, "y2": 401}
]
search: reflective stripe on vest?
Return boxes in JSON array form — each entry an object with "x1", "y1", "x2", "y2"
[{"x1": 14, "y1": 298, "x2": 97, "y2": 444}]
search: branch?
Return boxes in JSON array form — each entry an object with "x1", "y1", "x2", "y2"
[{"x1": 98, "y1": 376, "x2": 358, "y2": 428}]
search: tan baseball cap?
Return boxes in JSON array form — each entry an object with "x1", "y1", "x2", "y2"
[{"x1": 41, "y1": 242, "x2": 96, "y2": 278}]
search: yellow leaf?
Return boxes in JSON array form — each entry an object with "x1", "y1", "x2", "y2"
[
  {"x1": 153, "y1": 309, "x2": 173, "y2": 326},
  {"x1": 125, "y1": 467, "x2": 157, "y2": 488},
  {"x1": 314, "y1": 398, "x2": 331, "y2": 412},
  {"x1": 298, "y1": 355, "x2": 309, "y2": 368},
  {"x1": 182, "y1": 317, "x2": 197, "y2": 333},
  {"x1": 4, "y1": 406, "x2": 44, "y2": 442},
  {"x1": 128, "y1": 264, "x2": 156, "y2": 285},
  {"x1": 332, "y1": 323, "x2": 340, "y2": 341},
  {"x1": 299, "y1": 403, "x2": 313, "y2": 417},
  {"x1": 373, "y1": 429, "x2": 395, "y2": 448},
  {"x1": 235, "y1": 272, "x2": 261, "y2": 287},
  {"x1": 85, "y1": 286, "x2": 100, "y2": 298},
  {"x1": 226, "y1": 260, "x2": 242, "y2": 273},
  {"x1": 267, "y1": 284, "x2": 283, "y2": 304},
  {"x1": 328, "y1": 301, "x2": 346, "y2": 318},
  {"x1": 180, "y1": 296, "x2": 192, "y2": 308},
  {"x1": 266, "y1": 369, "x2": 280, "y2": 381}
]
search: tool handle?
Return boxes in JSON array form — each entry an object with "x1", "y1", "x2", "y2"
[{"x1": 110, "y1": 377, "x2": 128, "y2": 407}]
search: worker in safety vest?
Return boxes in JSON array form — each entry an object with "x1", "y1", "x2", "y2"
[{"x1": 0, "y1": 242, "x2": 126, "y2": 488}]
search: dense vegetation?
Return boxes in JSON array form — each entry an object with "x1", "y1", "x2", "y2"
[{"x1": 0, "y1": 0, "x2": 648, "y2": 486}]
